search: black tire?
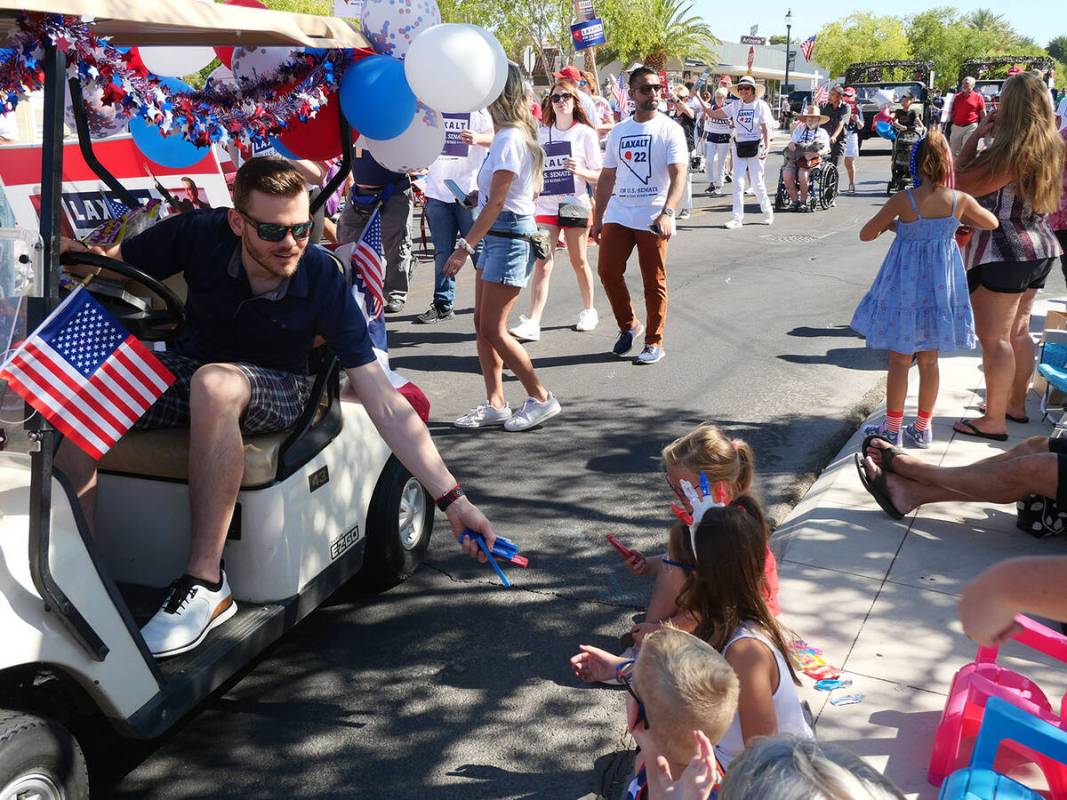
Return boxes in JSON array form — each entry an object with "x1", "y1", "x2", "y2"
[
  {"x1": 356, "y1": 455, "x2": 434, "y2": 591},
  {"x1": 0, "y1": 710, "x2": 89, "y2": 800}
]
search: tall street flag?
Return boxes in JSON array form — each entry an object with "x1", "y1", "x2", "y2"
[
  {"x1": 351, "y1": 206, "x2": 387, "y2": 319},
  {"x1": 0, "y1": 287, "x2": 175, "y2": 459}
]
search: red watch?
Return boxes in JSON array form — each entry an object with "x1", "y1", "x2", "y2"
[{"x1": 435, "y1": 484, "x2": 465, "y2": 512}]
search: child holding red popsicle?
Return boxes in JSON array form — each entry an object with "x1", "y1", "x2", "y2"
[{"x1": 613, "y1": 424, "x2": 780, "y2": 652}]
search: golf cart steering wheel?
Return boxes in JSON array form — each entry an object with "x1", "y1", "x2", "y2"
[{"x1": 59, "y1": 251, "x2": 185, "y2": 342}]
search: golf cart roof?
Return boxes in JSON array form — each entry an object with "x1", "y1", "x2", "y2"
[
  {"x1": 845, "y1": 60, "x2": 934, "y2": 86},
  {"x1": 958, "y1": 55, "x2": 1054, "y2": 83},
  {"x1": 0, "y1": 0, "x2": 370, "y2": 49}
]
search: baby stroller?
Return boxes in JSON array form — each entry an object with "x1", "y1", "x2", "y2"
[
  {"x1": 887, "y1": 128, "x2": 923, "y2": 195},
  {"x1": 773, "y1": 155, "x2": 839, "y2": 212}
]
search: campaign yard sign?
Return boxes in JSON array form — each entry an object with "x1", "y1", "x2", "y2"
[
  {"x1": 571, "y1": 18, "x2": 606, "y2": 50},
  {"x1": 441, "y1": 113, "x2": 471, "y2": 157},
  {"x1": 542, "y1": 141, "x2": 575, "y2": 196},
  {"x1": 0, "y1": 135, "x2": 229, "y2": 236}
]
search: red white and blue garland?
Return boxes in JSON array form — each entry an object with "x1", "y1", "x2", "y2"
[{"x1": 0, "y1": 13, "x2": 357, "y2": 148}]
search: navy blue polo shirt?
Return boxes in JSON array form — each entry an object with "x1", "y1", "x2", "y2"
[{"x1": 120, "y1": 209, "x2": 374, "y2": 375}]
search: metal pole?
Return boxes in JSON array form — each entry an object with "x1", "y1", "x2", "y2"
[{"x1": 783, "y1": 20, "x2": 792, "y2": 101}]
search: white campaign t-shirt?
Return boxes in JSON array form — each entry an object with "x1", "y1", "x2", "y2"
[
  {"x1": 424, "y1": 109, "x2": 493, "y2": 203},
  {"x1": 722, "y1": 98, "x2": 774, "y2": 142},
  {"x1": 703, "y1": 102, "x2": 732, "y2": 140},
  {"x1": 476, "y1": 125, "x2": 536, "y2": 216},
  {"x1": 602, "y1": 114, "x2": 688, "y2": 230},
  {"x1": 535, "y1": 122, "x2": 603, "y2": 217}
]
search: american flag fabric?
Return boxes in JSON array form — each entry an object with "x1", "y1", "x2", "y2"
[
  {"x1": 0, "y1": 287, "x2": 175, "y2": 459},
  {"x1": 351, "y1": 208, "x2": 386, "y2": 319},
  {"x1": 799, "y1": 35, "x2": 816, "y2": 62},
  {"x1": 814, "y1": 82, "x2": 829, "y2": 105},
  {"x1": 610, "y1": 73, "x2": 628, "y2": 114},
  {"x1": 102, "y1": 194, "x2": 131, "y2": 219}
]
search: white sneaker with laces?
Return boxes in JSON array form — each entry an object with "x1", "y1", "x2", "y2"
[
  {"x1": 454, "y1": 401, "x2": 512, "y2": 429},
  {"x1": 762, "y1": 210, "x2": 774, "y2": 225},
  {"x1": 504, "y1": 394, "x2": 562, "y2": 431},
  {"x1": 724, "y1": 219, "x2": 743, "y2": 230},
  {"x1": 141, "y1": 572, "x2": 237, "y2": 658},
  {"x1": 575, "y1": 307, "x2": 599, "y2": 331},
  {"x1": 508, "y1": 315, "x2": 541, "y2": 342},
  {"x1": 634, "y1": 344, "x2": 665, "y2": 364}
]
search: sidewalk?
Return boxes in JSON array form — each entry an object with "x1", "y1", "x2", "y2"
[{"x1": 772, "y1": 295, "x2": 1067, "y2": 798}]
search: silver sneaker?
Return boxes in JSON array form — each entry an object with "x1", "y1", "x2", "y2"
[
  {"x1": 634, "y1": 344, "x2": 665, "y2": 364},
  {"x1": 454, "y1": 401, "x2": 512, "y2": 429},
  {"x1": 903, "y1": 422, "x2": 933, "y2": 449},
  {"x1": 862, "y1": 417, "x2": 902, "y2": 448},
  {"x1": 504, "y1": 394, "x2": 562, "y2": 432}
]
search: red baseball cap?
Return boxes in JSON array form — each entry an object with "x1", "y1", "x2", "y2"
[{"x1": 553, "y1": 65, "x2": 583, "y2": 82}]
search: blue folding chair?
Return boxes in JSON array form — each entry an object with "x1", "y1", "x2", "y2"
[
  {"x1": 1037, "y1": 329, "x2": 1067, "y2": 422},
  {"x1": 939, "y1": 696, "x2": 1067, "y2": 799}
]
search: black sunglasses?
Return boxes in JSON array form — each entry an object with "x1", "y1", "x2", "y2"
[
  {"x1": 617, "y1": 660, "x2": 649, "y2": 730},
  {"x1": 238, "y1": 209, "x2": 312, "y2": 242},
  {"x1": 550, "y1": 93, "x2": 575, "y2": 103},
  {"x1": 635, "y1": 84, "x2": 664, "y2": 95}
]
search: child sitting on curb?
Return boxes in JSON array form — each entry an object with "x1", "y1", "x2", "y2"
[
  {"x1": 620, "y1": 627, "x2": 739, "y2": 800},
  {"x1": 619, "y1": 425, "x2": 779, "y2": 655}
]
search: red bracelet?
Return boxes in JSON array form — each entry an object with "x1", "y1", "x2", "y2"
[{"x1": 435, "y1": 484, "x2": 464, "y2": 513}]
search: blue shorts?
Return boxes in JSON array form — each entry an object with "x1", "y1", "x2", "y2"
[{"x1": 476, "y1": 211, "x2": 536, "y2": 288}]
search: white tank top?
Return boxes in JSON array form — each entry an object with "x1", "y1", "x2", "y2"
[{"x1": 715, "y1": 624, "x2": 814, "y2": 769}]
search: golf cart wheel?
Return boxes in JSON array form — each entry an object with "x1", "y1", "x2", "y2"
[
  {"x1": 357, "y1": 455, "x2": 434, "y2": 590},
  {"x1": 0, "y1": 710, "x2": 88, "y2": 800}
]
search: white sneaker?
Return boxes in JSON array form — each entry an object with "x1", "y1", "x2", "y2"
[
  {"x1": 454, "y1": 401, "x2": 512, "y2": 429},
  {"x1": 575, "y1": 307, "x2": 599, "y2": 331},
  {"x1": 762, "y1": 211, "x2": 774, "y2": 225},
  {"x1": 746, "y1": 185, "x2": 755, "y2": 196},
  {"x1": 504, "y1": 394, "x2": 562, "y2": 431},
  {"x1": 141, "y1": 572, "x2": 237, "y2": 658},
  {"x1": 712, "y1": 187, "x2": 725, "y2": 196},
  {"x1": 724, "y1": 219, "x2": 743, "y2": 230},
  {"x1": 508, "y1": 315, "x2": 541, "y2": 342},
  {"x1": 634, "y1": 344, "x2": 665, "y2": 364}
]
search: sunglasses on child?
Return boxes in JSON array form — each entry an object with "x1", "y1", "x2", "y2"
[
  {"x1": 238, "y1": 210, "x2": 312, "y2": 242},
  {"x1": 550, "y1": 93, "x2": 576, "y2": 103},
  {"x1": 616, "y1": 660, "x2": 649, "y2": 730}
]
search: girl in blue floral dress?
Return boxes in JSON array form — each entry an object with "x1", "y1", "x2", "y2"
[{"x1": 851, "y1": 129, "x2": 997, "y2": 448}]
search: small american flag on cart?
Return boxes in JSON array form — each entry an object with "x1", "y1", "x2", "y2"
[
  {"x1": 351, "y1": 207, "x2": 386, "y2": 319},
  {"x1": 0, "y1": 287, "x2": 175, "y2": 459}
]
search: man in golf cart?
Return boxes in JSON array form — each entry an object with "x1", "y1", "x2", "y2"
[{"x1": 59, "y1": 156, "x2": 494, "y2": 658}]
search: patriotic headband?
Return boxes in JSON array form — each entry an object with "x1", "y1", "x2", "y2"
[{"x1": 671, "y1": 473, "x2": 730, "y2": 563}]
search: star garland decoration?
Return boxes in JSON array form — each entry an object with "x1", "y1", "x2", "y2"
[{"x1": 0, "y1": 13, "x2": 358, "y2": 149}]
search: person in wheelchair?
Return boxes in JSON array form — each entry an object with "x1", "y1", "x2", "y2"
[
  {"x1": 782, "y1": 105, "x2": 831, "y2": 211},
  {"x1": 58, "y1": 157, "x2": 497, "y2": 658}
]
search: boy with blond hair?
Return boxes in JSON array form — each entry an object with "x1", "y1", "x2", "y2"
[{"x1": 621, "y1": 627, "x2": 739, "y2": 800}]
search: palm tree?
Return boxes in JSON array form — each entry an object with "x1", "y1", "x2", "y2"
[
  {"x1": 639, "y1": 0, "x2": 717, "y2": 72},
  {"x1": 962, "y1": 9, "x2": 1015, "y2": 41}
]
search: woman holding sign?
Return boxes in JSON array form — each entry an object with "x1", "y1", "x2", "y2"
[{"x1": 510, "y1": 79, "x2": 603, "y2": 342}]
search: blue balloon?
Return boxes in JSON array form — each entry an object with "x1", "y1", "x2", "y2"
[
  {"x1": 875, "y1": 120, "x2": 897, "y2": 141},
  {"x1": 269, "y1": 136, "x2": 300, "y2": 160},
  {"x1": 130, "y1": 78, "x2": 209, "y2": 168},
  {"x1": 339, "y1": 55, "x2": 416, "y2": 140}
]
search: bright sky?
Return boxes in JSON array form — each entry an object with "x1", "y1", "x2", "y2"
[{"x1": 691, "y1": 0, "x2": 1063, "y2": 50}]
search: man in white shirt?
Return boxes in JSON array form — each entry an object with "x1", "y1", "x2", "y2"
[
  {"x1": 592, "y1": 66, "x2": 688, "y2": 366},
  {"x1": 416, "y1": 110, "x2": 493, "y2": 323}
]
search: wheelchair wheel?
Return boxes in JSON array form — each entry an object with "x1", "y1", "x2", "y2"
[{"x1": 819, "y1": 164, "x2": 839, "y2": 209}]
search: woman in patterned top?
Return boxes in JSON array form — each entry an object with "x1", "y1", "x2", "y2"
[{"x1": 954, "y1": 71, "x2": 1066, "y2": 440}]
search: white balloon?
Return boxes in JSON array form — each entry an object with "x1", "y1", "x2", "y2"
[
  {"x1": 362, "y1": 104, "x2": 445, "y2": 172},
  {"x1": 361, "y1": 0, "x2": 441, "y2": 60},
  {"x1": 231, "y1": 46, "x2": 298, "y2": 87},
  {"x1": 65, "y1": 82, "x2": 127, "y2": 138},
  {"x1": 140, "y1": 46, "x2": 216, "y2": 78},
  {"x1": 404, "y1": 23, "x2": 507, "y2": 113}
]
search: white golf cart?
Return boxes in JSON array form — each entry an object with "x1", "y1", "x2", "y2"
[{"x1": 0, "y1": 3, "x2": 433, "y2": 797}]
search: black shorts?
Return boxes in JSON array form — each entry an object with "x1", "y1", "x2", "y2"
[
  {"x1": 134, "y1": 351, "x2": 311, "y2": 435},
  {"x1": 1049, "y1": 437, "x2": 1067, "y2": 509},
  {"x1": 967, "y1": 257, "x2": 1056, "y2": 295}
]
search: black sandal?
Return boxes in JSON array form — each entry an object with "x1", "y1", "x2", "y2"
[
  {"x1": 861, "y1": 434, "x2": 904, "y2": 475},
  {"x1": 853, "y1": 453, "x2": 905, "y2": 520}
]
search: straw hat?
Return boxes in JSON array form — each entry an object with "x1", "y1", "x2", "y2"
[
  {"x1": 730, "y1": 75, "x2": 766, "y2": 99},
  {"x1": 799, "y1": 104, "x2": 830, "y2": 124}
]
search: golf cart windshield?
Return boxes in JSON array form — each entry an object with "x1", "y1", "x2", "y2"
[
  {"x1": 854, "y1": 84, "x2": 923, "y2": 104},
  {"x1": 974, "y1": 81, "x2": 1001, "y2": 101}
]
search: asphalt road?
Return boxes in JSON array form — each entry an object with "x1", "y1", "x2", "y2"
[{"x1": 108, "y1": 144, "x2": 898, "y2": 799}]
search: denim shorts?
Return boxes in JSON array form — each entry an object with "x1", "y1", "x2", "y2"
[{"x1": 477, "y1": 211, "x2": 537, "y2": 288}]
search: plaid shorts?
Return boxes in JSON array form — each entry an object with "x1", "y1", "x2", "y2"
[{"x1": 135, "y1": 352, "x2": 311, "y2": 435}]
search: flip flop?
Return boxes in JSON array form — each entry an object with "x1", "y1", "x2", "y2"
[
  {"x1": 853, "y1": 453, "x2": 905, "y2": 520},
  {"x1": 954, "y1": 419, "x2": 1009, "y2": 442},
  {"x1": 978, "y1": 405, "x2": 1029, "y2": 424},
  {"x1": 861, "y1": 434, "x2": 903, "y2": 475}
]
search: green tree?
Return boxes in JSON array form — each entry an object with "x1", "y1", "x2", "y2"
[
  {"x1": 1050, "y1": 35, "x2": 1067, "y2": 64},
  {"x1": 812, "y1": 13, "x2": 911, "y2": 79},
  {"x1": 598, "y1": 0, "x2": 716, "y2": 71},
  {"x1": 962, "y1": 8, "x2": 1015, "y2": 42},
  {"x1": 769, "y1": 34, "x2": 789, "y2": 45}
]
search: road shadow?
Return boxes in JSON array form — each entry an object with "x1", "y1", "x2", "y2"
[
  {"x1": 787, "y1": 325, "x2": 862, "y2": 339},
  {"x1": 778, "y1": 347, "x2": 885, "y2": 370}
]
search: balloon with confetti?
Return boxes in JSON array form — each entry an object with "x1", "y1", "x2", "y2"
[{"x1": 361, "y1": 0, "x2": 441, "y2": 60}]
